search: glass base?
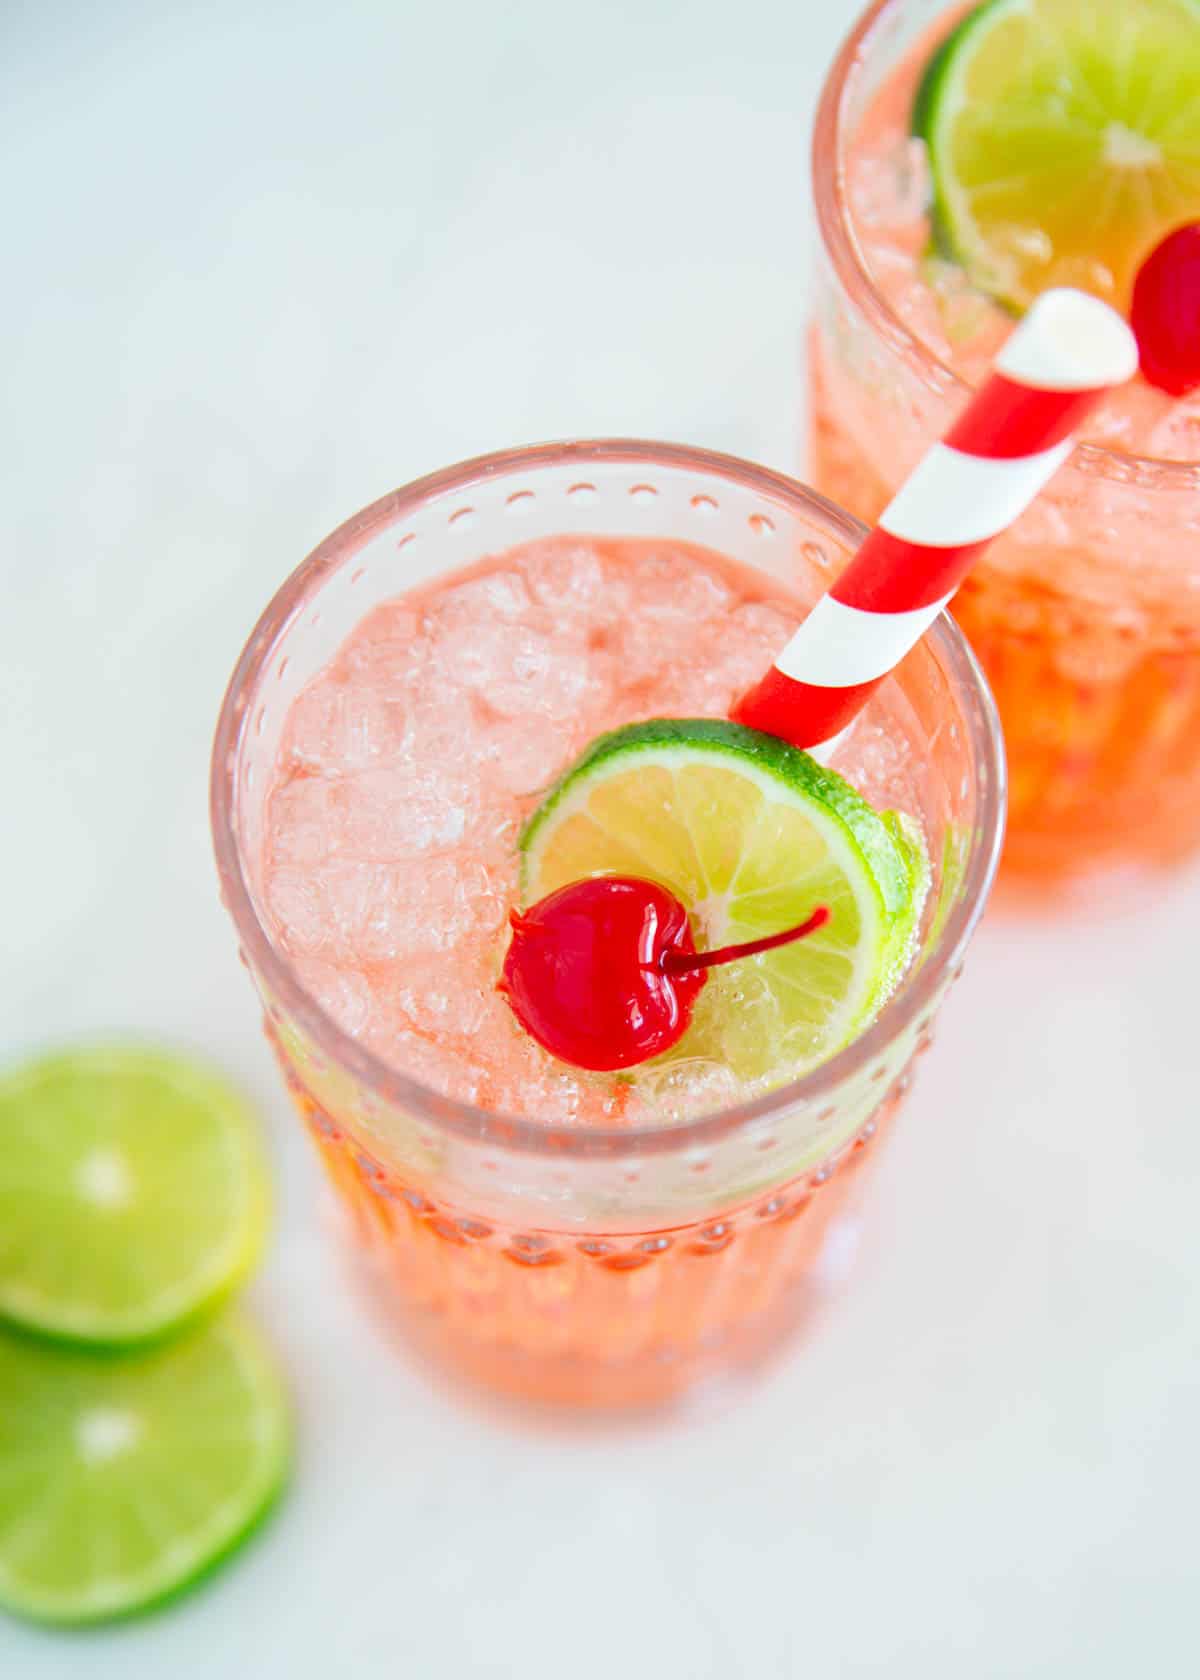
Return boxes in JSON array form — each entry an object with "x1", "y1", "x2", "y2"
[{"x1": 279, "y1": 1042, "x2": 899, "y2": 1411}]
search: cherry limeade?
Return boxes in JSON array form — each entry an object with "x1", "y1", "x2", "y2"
[
  {"x1": 261, "y1": 534, "x2": 926, "y2": 1405},
  {"x1": 810, "y1": 5, "x2": 1200, "y2": 879}
]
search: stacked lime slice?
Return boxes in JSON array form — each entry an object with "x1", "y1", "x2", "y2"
[
  {"x1": 0, "y1": 1047, "x2": 288, "y2": 1626},
  {"x1": 0, "y1": 1048, "x2": 268, "y2": 1345},
  {"x1": 521, "y1": 720, "x2": 928, "y2": 1083},
  {"x1": 0, "y1": 1318, "x2": 288, "y2": 1626},
  {"x1": 914, "y1": 0, "x2": 1200, "y2": 312}
]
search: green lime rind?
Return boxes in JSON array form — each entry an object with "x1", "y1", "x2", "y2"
[
  {"x1": 522, "y1": 719, "x2": 910, "y2": 918},
  {"x1": 910, "y1": 2, "x2": 995, "y2": 272},
  {"x1": 0, "y1": 1046, "x2": 270, "y2": 1348},
  {"x1": 882, "y1": 809, "x2": 932, "y2": 992},
  {"x1": 519, "y1": 719, "x2": 920, "y2": 1078},
  {"x1": 0, "y1": 1315, "x2": 290, "y2": 1627},
  {"x1": 912, "y1": 0, "x2": 1200, "y2": 313}
]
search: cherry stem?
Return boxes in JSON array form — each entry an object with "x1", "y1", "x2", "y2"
[{"x1": 661, "y1": 905, "x2": 831, "y2": 976}]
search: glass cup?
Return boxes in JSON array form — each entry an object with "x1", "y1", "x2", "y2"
[
  {"x1": 809, "y1": 0, "x2": 1200, "y2": 884},
  {"x1": 211, "y1": 441, "x2": 1004, "y2": 1410}
]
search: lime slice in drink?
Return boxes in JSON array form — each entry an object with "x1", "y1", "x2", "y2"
[
  {"x1": 0, "y1": 1316, "x2": 289, "y2": 1626},
  {"x1": 883, "y1": 809, "x2": 932, "y2": 991},
  {"x1": 520, "y1": 719, "x2": 922, "y2": 1080},
  {"x1": 914, "y1": 0, "x2": 1200, "y2": 311},
  {"x1": 0, "y1": 1047, "x2": 269, "y2": 1346}
]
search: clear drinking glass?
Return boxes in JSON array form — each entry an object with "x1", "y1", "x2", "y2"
[
  {"x1": 211, "y1": 441, "x2": 1004, "y2": 1410},
  {"x1": 809, "y1": 0, "x2": 1200, "y2": 883}
]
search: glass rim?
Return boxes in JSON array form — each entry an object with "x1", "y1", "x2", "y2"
[
  {"x1": 812, "y1": 0, "x2": 1200, "y2": 482},
  {"x1": 210, "y1": 437, "x2": 1006, "y2": 1161}
]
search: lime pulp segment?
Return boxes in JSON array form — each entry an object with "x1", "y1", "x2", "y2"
[
  {"x1": 913, "y1": 0, "x2": 1200, "y2": 311},
  {"x1": 520, "y1": 719, "x2": 923, "y2": 1081},
  {"x1": 0, "y1": 1047, "x2": 270, "y2": 1345},
  {"x1": 0, "y1": 1315, "x2": 290, "y2": 1626}
]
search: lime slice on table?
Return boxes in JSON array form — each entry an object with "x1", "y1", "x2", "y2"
[
  {"x1": 0, "y1": 1316, "x2": 289, "y2": 1626},
  {"x1": 0, "y1": 1047, "x2": 269, "y2": 1346},
  {"x1": 913, "y1": 0, "x2": 1200, "y2": 312},
  {"x1": 520, "y1": 720, "x2": 926, "y2": 1083}
]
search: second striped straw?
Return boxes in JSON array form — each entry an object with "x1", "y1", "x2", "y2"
[{"x1": 733, "y1": 288, "x2": 1139, "y2": 750}]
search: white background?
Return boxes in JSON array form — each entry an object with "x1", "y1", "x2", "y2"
[{"x1": 3, "y1": 1, "x2": 1198, "y2": 1673}]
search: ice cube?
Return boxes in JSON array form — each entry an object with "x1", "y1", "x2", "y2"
[
  {"x1": 629, "y1": 1057, "x2": 743, "y2": 1122},
  {"x1": 476, "y1": 712, "x2": 576, "y2": 796},
  {"x1": 436, "y1": 619, "x2": 603, "y2": 721},
  {"x1": 634, "y1": 602, "x2": 797, "y2": 717},
  {"x1": 293, "y1": 956, "x2": 372, "y2": 1037},
  {"x1": 426, "y1": 570, "x2": 534, "y2": 632},
  {"x1": 392, "y1": 854, "x2": 507, "y2": 950},
  {"x1": 268, "y1": 858, "x2": 434, "y2": 963},
  {"x1": 334, "y1": 764, "x2": 474, "y2": 856},
  {"x1": 921, "y1": 255, "x2": 994, "y2": 350},
  {"x1": 850, "y1": 134, "x2": 932, "y2": 232},
  {"x1": 731, "y1": 601, "x2": 797, "y2": 645},
  {"x1": 311, "y1": 860, "x2": 406, "y2": 961},
  {"x1": 484, "y1": 1031, "x2": 626, "y2": 1125},
  {"x1": 341, "y1": 604, "x2": 428, "y2": 698},
  {"x1": 387, "y1": 949, "x2": 502, "y2": 1040},
  {"x1": 629, "y1": 550, "x2": 735, "y2": 623},
  {"x1": 265, "y1": 867, "x2": 327, "y2": 955},
  {"x1": 284, "y1": 677, "x2": 402, "y2": 772},
  {"x1": 523, "y1": 541, "x2": 613, "y2": 618},
  {"x1": 311, "y1": 852, "x2": 507, "y2": 962},
  {"x1": 827, "y1": 715, "x2": 920, "y2": 813},
  {"x1": 399, "y1": 682, "x2": 481, "y2": 761},
  {"x1": 267, "y1": 775, "x2": 337, "y2": 867},
  {"x1": 369, "y1": 1026, "x2": 490, "y2": 1106}
]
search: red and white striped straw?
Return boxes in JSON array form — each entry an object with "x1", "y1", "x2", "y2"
[{"x1": 733, "y1": 288, "x2": 1139, "y2": 750}]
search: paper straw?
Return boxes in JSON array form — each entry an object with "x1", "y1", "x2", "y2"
[{"x1": 733, "y1": 289, "x2": 1139, "y2": 750}]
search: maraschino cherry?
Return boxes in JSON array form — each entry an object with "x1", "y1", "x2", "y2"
[
  {"x1": 1131, "y1": 223, "x2": 1200, "y2": 397},
  {"x1": 498, "y1": 875, "x2": 829, "y2": 1073}
]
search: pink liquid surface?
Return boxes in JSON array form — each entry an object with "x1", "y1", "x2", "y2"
[{"x1": 261, "y1": 536, "x2": 923, "y2": 1125}]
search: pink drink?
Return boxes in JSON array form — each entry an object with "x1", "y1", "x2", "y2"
[
  {"x1": 810, "y1": 0, "x2": 1200, "y2": 882},
  {"x1": 263, "y1": 536, "x2": 929, "y2": 1125},
  {"x1": 213, "y1": 442, "x2": 1003, "y2": 1407}
]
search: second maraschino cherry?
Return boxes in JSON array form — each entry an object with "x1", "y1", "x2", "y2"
[
  {"x1": 499, "y1": 875, "x2": 829, "y2": 1073},
  {"x1": 1131, "y1": 223, "x2": 1200, "y2": 397}
]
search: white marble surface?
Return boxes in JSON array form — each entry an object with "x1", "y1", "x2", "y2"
[{"x1": 3, "y1": 1, "x2": 1198, "y2": 1673}]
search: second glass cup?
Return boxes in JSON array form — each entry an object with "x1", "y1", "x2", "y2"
[
  {"x1": 808, "y1": 0, "x2": 1200, "y2": 883},
  {"x1": 211, "y1": 441, "x2": 1004, "y2": 1410}
]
